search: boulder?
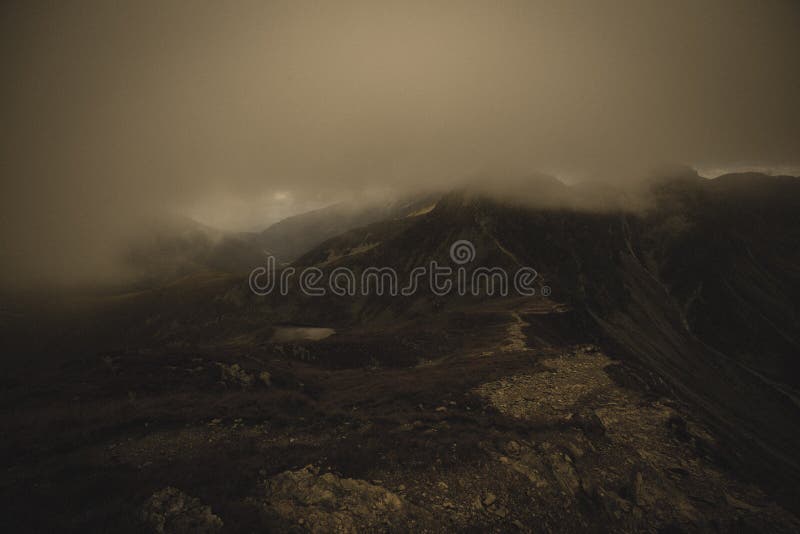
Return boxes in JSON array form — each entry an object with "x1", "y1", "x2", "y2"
[
  {"x1": 141, "y1": 487, "x2": 223, "y2": 534},
  {"x1": 263, "y1": 466, "x2": 432, "y2": 532}
]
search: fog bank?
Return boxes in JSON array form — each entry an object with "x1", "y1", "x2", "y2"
[{"x1": 2, "y1": 0, "x2": 798, "y2": 284}]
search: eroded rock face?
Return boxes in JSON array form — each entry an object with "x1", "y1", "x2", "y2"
[
  {"x1": 141, "y1": 487, "x2": 223, "y2": 534},
  {"x1": 262, "y1": 466, "x2": 430, "y2": 533}
]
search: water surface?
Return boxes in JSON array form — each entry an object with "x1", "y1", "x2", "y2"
[{"x1": 271, "y1": 326, "x2": 336, "y2": 343}]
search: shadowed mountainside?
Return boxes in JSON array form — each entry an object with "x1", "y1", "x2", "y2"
[
  {"x1": 2, "y1": 172, "x2": 799, "y2": 532},
  {"x1": 284, "y1": 171, "x2": 800, "y2": 500},
  {"x1": 253, "y1": 192, "x2": 441, "y2": 263}
]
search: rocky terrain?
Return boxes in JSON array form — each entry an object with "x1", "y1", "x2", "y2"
[
  {"x1": 2, "y1": 172, "x2": 799, "y2": 532},
  {"x1": 2, "y1": 296, "x2": 798, "y2": 532}
]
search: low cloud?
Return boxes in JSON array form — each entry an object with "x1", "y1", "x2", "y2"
[{"x1": 2, "y1": 0, "x2": 798, "y2": 284}]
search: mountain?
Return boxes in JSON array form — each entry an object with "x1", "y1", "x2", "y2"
[
  {"x1": 282, "y1": 171, "x2": 800, "y2": 499},
  {"x1": 118, "y1": 192, "x2": 442, "y2": 288},
  {"x1": 252, "y1": 192, "x2": 441, "y2": 263},
  {"x1": 121, "y1": 214, "x2": 265, "y2": 287},
  {"x1": 3, "y1": 172, "x2": 800, "y2": 532}
]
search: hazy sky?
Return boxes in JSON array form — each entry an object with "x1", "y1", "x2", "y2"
[{"x1": 2, "y1": 0, "x2": 799, "y2": 284}]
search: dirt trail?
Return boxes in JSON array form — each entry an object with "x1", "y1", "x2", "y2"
[
  {"x1": 500, "y1": 312, "x2": 530, "y2": 353},
  {"x1": 3, "y1": 304, "x2": 798, "y2": 533}
]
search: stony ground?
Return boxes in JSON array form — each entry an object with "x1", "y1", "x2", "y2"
[{"x1": 2, "y1": 300, "x2": 798, "y2": 532}]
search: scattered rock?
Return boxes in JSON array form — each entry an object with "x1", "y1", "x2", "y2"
[
  {"x1": 491, "y1": 505, "x2": 509, "y2": 518},
  {"x1": 724, "y1": 492, "x2": 761, "y2": 513},
  {"x1": 594, "y1": 486, "x2": 633, "y2": 519},
  {"x1": 549, "y1": 453, "x2": 581, "y2": 496},
  {"x1": 576, "y1": 410, "x2": 606, "y2": 437},
  {"x1": 505, "y1": 440, "x2": 521, "y2": 456},
  {"x1": 632, "y1": 469, "x2": 700, "y2": 528},
  {"x1": 472, "y1": 496, "x2": 484, "y2": 510},
  {"x1": 141, "y1": 487, "x2": 223, "y2": 534},
  {"x1": 258, "y1": 370, "x2": 272, "y2": 387},
  {"x1": 564, "y1": 440, "x2": 586, "y2": 460},
  {"x1": 217, "y1": 363, "x2": 254, "y2": 388},
  {"x1": 482, "y1": 441, "x2": 548, "y2": 489},
  {"x1": 262, "y1": 466, "x2": 432, "y2": 532}
]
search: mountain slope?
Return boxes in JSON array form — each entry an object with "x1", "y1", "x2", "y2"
[
  {"x1": 253, "y1": 192, "x2": 440, "y2": 263},
  {"x1": 3, "y1": 173, "x2": 800, "y2": 531},
  {"x1": 285, "y1": 172, "x2": 800, "y2": 504},
  {"x1": 122, "y1": 215, "x2": 265, "y2": 287}
]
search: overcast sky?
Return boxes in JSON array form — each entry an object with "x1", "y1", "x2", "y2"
[{"x1": 2, "y1": 0, "x2": 799, "y2": 284}]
